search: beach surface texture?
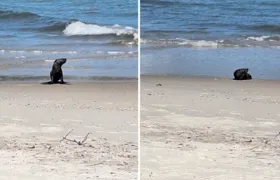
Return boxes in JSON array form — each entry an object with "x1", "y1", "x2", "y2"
[
  {"x1": 0, "y1": 81, "x2": 138, "y2": 180},
  {"x1": 141, "y1": 75, "x2": 280, "y2": 180}
]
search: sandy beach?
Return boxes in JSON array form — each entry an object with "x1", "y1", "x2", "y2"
[
  {"x1": 0, "y1": 81, "x2": 138, "y2": 180},
  {"x1": 141, "y1": 75, "x2": 280, "y2": 180}
]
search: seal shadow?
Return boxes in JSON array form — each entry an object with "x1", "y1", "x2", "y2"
[
  {"x1": 40, "y1": 81, "x2": 72, "y2": 85},
  {"x1": 232, "y1": 78, "x2": 252, "y2": 81}
]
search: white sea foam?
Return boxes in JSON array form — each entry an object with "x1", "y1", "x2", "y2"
[
  {"x1": 246, "y1": 36, "x2": 270, "y2": 41},
  {"x1": 108, "y1": 51, "x2": 125, "y2": 55},
  {"x1": 179, "y1": 40, "x2": 219, "y2": 47},
  {"x1": 44, "y1": 59, "x2": 54, "y2": 62},
  {"x1": 14, "y1": 56, "x2": 26, "y2": 59},
  {"x1": 0, "y1": 49, "x2": 78, "y2": 54},
  {"x1": 140, "y1": 38, "x2": 219, "y2": 47},
  {"x1": 33, "y1": 50, "x2": 43, "y2": 54},
  {"x1": 140, "y1": 38, "x2": 148, "y2": 44},
  {"x1": 63, "y1": 21, "x2": 138, "y2": 40},
  {"x1": 95, "y1": 51, "x2": 105, "y2": 54},
  {"x1": 128, "y1": 51, "x2": 137, "y2": 54},
  {"x1": 142, "y1": 36, "x2": 280, "y2": 48}
]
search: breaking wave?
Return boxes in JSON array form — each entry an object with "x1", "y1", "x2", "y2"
[
  {"x1": 0, "y1": 10, "x2": 138, "y2": 43},
  {"x1": 63, "y1": 21, "x2": 138, "y2": 40}
]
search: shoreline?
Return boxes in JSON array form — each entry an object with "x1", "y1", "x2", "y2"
[
  {"x1": 141, "y1": 74, "x2": 280, "y2": 82},
  {"x1": 0, "y1": 75, "x2": 138, "y2": 83}
]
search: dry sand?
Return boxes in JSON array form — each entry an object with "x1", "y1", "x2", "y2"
[
  {"x1": 0, "y1": 81, "x2": 138, "y2": 180},
  {"x1": 141, "y1": 75, "x2": 280, "y2": 180}
]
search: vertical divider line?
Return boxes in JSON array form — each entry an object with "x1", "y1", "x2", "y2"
[{"x1": 137, "y1": 0, "x2": 141, "y2": 179}]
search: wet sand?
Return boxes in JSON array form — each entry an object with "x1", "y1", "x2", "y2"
[
  {"x1": 141, "y1": 75, "x2": 280, "y2": 180},
  {"x1": 0, "y1": 81, "x2": 138, "y2": 180}
]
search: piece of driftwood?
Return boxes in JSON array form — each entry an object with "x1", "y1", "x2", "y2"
[{"x1": 60, "y1": 129, "x2": 91, "y2": 146}]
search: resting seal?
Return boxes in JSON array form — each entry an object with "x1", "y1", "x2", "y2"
[
  {"x1": 233, "y1": 68, "x2": 252, "y2": 80},
  {"x1": 41, "y1": 58, "x2": 68, "y2": 84}
]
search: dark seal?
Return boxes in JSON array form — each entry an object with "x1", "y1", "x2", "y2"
[
  {"x1": 233, "y1": 68, "x2": 252, "y2": 80},
  {"x1": 41, "y1": 58, "x2": 69, "y2": 84}
]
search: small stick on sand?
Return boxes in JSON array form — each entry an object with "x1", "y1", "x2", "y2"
[
  {"x1": 81, "y1": 132, "x2": 91, "y2": 144},
  {"x1": 60, "y1": 129, "x2": 74, "y2": 142},
  {"x1": 60, "y1": 129, "x2": 91, "y2": 145}
]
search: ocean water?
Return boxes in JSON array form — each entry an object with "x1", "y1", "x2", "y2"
[
  {"x1": 0, "y1": 0, "x2": 138, "y2": 81},
  {"x1": 141, "y1": 0, "x2": 280, "y2": 79}
]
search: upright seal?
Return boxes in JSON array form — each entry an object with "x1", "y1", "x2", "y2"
[{"x1": 41, "y1": 58, "x2": 67, "y2": 84}]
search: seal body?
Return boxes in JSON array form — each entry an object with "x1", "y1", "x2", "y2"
[
  {"x1": 50, "y1": 58, "x2": 67, "y2": 84},
  {"x1": 233, "y1": 68, "x2": 252, "y2": 80}
]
